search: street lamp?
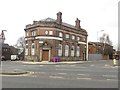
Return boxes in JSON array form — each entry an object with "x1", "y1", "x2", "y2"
[
  {"x1": 1, "y1": 30, "x2": 7, "y2": 42},
  {"x1": 0, "y1": 30, "x2": 7, "y2": 60},
  {"x1": 97, "y1": 30, "x2": 104, "y2": 53}
]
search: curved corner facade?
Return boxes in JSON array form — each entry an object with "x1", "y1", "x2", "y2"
[{"x1": 24, "y1": 12, "x2": 88, "y2": 62}]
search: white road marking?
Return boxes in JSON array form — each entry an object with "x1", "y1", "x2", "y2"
[
  {"x1": 77, "y1": 77, "x2": 92, "y2": 80},
  {"x1": 106, "y1": 79, "x2": 117, "y2": 81},
  {"x1": 57, "y1": 73, "x2": 67, "y2": 75},
  {"x1": 75, "y1": 67, "x2": 87, "y2": 68},
  {"x1": 55, "y1": 65, "x2": 60, "y2": 67},
  {"x1": 77, "y1": 74, "x2": 89, "y2": 76},
  {"x1": 49, "y1": 76, "x2": 63, "y2": 79},
  {"x1": 39, "y1": 65, "x2": 44, "y2": 67},
  {"x1": 104, "y1": 64, "x2": 110, "y2": 67},
  {"x1": 56, "y1": 69, "x2": 70, "y2": 71},
  {"x1": 38, "y1": 72, "x2": 46, "y2": 74},
  {"x1": 90, "y1": 65, "x2": 94, "y2": 66},
  {"x1": 56, "y1": 68, "x2": 91, "y2": 72},
  {"x1": 70, "y1": 65, "x2": 76, "y2": 67},
  {"x1": 102, "y1": 75, "x2": 117, "y2": 78}
]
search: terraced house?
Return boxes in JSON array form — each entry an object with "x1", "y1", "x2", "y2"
[{"x1": 24, "y1": 12, "x2": 88, "y2": 62}]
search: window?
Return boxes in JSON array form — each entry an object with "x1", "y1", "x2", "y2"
[
  {"x1": 65, "y1": 45, "x2": 69, "y2": 56},
  {"x1": 26, "y1": 32, "x2": 29, "y2": 37},
  {"x1": 72, "y1": 35, "x2": 75, "y2": 40},
  {"x1": 76, "y1": 46, "x2": 80, "y2": 57},
  {"x1": 71, "y1": 46, "x2": 75, "y2": 56},
  {"x1": 59, "y1": 32, "x2": 63, "y2": 37},
  {"x1": 31, "y1": 43, "x2": 35, "y2": 55},
  {"x1": 77, "y1": 37, "x2": 80, "y2": 41},
  {"x1": 83, "y1": 37, "x2": 86, "y2": 41},
  {"x1": 66, "y1": 34, "x2": 69, "y2": 39},
  {"x1": 58, "y1": 44, "x2": 62, "y2": 56},
  {"x1": 32, "y1": 31, "x2": 36, "y2": 36},
  {"x1": 49, "y1": 31, "x2": 53, "y2": 35},
  {"x1": 45, "y1": 31, "x2": 48, "y2": 35},
  {"x1": 25, "y1": 45, "x2": 28, "y2": 55}
]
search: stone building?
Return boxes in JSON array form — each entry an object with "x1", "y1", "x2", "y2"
[{"x1": 24, "y1": 12, "x2": 88, "y2": 62}]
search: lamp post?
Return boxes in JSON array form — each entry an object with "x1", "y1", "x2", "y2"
[
  {"x1": 97, "y1": 30, "x2": 104, "y2": 53},
  {"x1": 0, "y1": 30, "x2": 7, "y2": 60}
]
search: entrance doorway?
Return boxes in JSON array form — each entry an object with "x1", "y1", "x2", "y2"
[{"x1": 42, "y1": 50, "x2": 49, "y2": 61}]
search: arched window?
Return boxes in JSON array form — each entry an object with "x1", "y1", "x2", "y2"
[
  {"x1": 59, "y1": 32, "x2": 63, "y2": 37},
  {"x1": 65, "y1": 45, "x2": 69, "y2": 56},
  {"x1": 71, "y1": 45, "x2": 74, "y2": 56},
  {"x1": 76, "y1": 46, "x2": 80, "y2": 57},
  {"x1": 58, "y1": 44, "x2": 62, "y2": 56},
  {"x1": 31, "y1": 43, "x2": 35, "y2": 55}
]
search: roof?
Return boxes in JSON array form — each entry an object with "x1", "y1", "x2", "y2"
[
  {"x1": 2, "y1": 44, "x2": 10, "y2": 48},
  {"x1": 40, "y1": 18, "x2": 86, "y2": 31},
  {"x1": 40, "y1": 17, "x2": 56, "y2": 22},
  {"x1": 88, "y1": 42, "x2": 113, "y2": 47}
]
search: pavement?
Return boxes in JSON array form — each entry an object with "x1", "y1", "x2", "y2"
[{"x1": 20, "y1": 60, "x2": 88, "y2": 65}]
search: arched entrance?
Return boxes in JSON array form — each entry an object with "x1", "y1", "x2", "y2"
[{"x1": 40, "y1": 41, "x2": 52, "y2": 61}]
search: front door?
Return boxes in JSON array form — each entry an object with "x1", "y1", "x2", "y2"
[{"x1": 42, "y1": 50, "x2": 49, "y2": 61}]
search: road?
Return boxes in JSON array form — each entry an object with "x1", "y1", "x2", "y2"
[{"x1": 1, "y1": 60, "x2": 119, "y2": 88}]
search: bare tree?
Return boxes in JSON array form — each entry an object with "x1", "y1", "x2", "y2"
[
  {"x1": 99, "y1": 33, "x2": 112, "y2": 45},
  {"x1": 99, "y1": 33, "x2": 112, "y2": 55},
  {"x1": 14, "y1": 36, "x2": 25, "y2": 54}
]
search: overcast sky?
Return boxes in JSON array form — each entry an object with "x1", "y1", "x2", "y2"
[{"x1": 0, "y1": 0, "x2": 119, "y2": 49}]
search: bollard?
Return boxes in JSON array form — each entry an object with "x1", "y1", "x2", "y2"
[{"x1": 113, "y1": 58, "x2": 117, "y2": 66}]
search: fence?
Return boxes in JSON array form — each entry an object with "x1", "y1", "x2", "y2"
[{"x1": 88, "y1": 54, "x2": 102, "y2": 61}]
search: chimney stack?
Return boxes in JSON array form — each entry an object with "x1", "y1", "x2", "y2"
[
  {"x1": 56, "y1": 12, "x2": 62, "y2": 24},
  {"x1": 75, "y1": 18, "x2": 81, "y2": 29}
]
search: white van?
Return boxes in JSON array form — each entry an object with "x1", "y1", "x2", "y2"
[{"x1": 11, "y1": 55, "x2": 19, "y2": 61}]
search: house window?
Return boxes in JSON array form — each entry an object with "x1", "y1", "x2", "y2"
[
  {"x1": 32, "y1": 31, "x2": 36, "y2": 36},
  {"x1": 76, "y1": 46, "x2": 80, "y2": 57},
  {"x1": 25, "y1": 45, "x2": 28, "y2": 55},
  {"x1": 26, "y1": 32, "x2": 29, "y2": 37},
  {"x1": 66, "y1": 34, "x2": 69, "y2": 39},
  {"x1": 77, "y1": 37, "x2": 80, "y2": 41},
  {"x1": 71, "y1": 46, "x2": 75, "y2": 56},
  {"x1": 72, "y1": 35, "x2": 75, "y2": 40},
  {"x1": 49, "y1": 31, "x2": 53, "y2": 35},
  {"x1": 59, "y1": 32, "x2": 63, "y2": 37},
  {"x1": 58, "y1": 44, "x2": 62, "y2": 56},
  {"x1": 31, "y1": 43, "x2": 35, "y2": 55},
  {"x1": 45, "y1": 31, "x2": 48, "y2": 35},
  {"x1": 83, "y1": 37, "x2": 86, "y2": 41},
  {"x1": 65, "y1": 45, "x2": 69, "y2": 56}
]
